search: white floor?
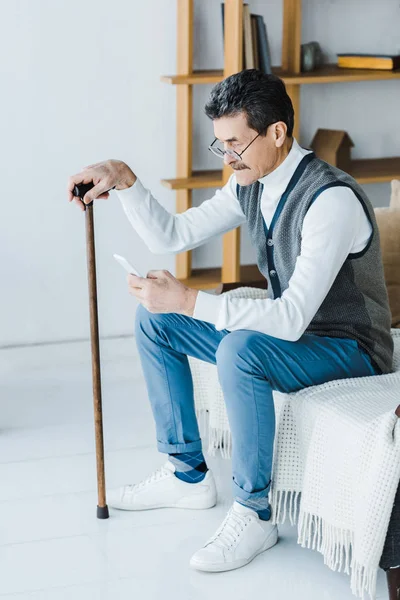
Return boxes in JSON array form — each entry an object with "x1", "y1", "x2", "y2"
[{"x1": 0, "y1": 336, "x2": 390, "y2": 600}]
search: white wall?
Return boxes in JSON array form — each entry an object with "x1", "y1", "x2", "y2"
[{"x1": 1, "y1": 0, "x2": 399, "y2": 346}]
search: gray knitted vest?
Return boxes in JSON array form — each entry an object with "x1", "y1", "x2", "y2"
[{"x1": 237, "y1": 151, "x2": 394, "y2": 374}]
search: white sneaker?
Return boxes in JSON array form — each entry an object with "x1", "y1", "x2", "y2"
[
  {"x1": 107, "y1": 460, "x2": 217, "y2": 511},
  {"x1": 190, "y1": 500, "x2": 278, "y2": 572}
]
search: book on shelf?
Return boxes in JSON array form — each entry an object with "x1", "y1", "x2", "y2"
[
  {"x1": 253, "y1": 14, "x2": 272, "y2": 74},
  {"x1": 221, "y1": 4, "x2": 272, "y2": 74},
  {"x1": 243, "y1": 4, "x2": 254, "y2": 68},
  {"x1": 250, "y1": 14, "x2": 259, "y2": 69},
  {"x1": 337, "y1": 53, "x2": 400, "y2": 71}
]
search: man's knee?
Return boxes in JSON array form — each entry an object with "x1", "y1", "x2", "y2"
[{"x1": 216, "y1": 330, "x2": 259, "y2": 366}]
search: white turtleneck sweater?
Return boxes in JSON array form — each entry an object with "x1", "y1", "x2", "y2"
[{"x1": 115, "y1": 138, "x2": 372, "y2": 341}]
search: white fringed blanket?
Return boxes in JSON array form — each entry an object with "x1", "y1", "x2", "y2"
[{"x1": 188, "y1": 287, "x2": 400, "y2": 600}]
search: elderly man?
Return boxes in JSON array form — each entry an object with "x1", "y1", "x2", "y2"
[{"x1": 67, "y1": 69, "x2": 393, "y2": 573}]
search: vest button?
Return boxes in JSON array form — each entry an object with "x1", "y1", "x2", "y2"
[
  {"x1": 267, "y1": 239, "x2": 274, "y2": 246},
  {"x1": 270, "y1": 270, "x2": 276, "y2": 277}
]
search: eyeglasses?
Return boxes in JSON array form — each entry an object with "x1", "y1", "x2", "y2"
[{"x1": 208, "y1": 131, "x2": 261, "y2": 161}]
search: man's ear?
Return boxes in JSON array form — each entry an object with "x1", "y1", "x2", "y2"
[{"x1": 273, "y1": 122, "x2": 288, "y2": 148}]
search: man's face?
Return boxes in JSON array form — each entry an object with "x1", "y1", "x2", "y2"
[{"x1": 213, "y1": 112, "x2": 287, "y2": 186}]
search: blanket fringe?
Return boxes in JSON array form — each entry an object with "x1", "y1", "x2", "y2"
[
  {"x1": 270, "y1": 488, "x2": 301, "y2": 526},
  {"x1": 195, "y1": 407, "x2": 233, "y2": 459},
  {"x1": 297, "y1": 510, "x2": 377, "y2": 600}
]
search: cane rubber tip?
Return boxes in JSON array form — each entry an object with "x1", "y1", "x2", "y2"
[{"x1": 97, "y1": 505, "x2": 110, "y2": 519}]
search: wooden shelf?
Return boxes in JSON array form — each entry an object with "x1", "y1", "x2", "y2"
[
  {"x1": 161, "y1": 70, "x2": 224, "y2": 85},
  {"x1": 348, "y1": 157, "x2": 400, "y2": 184},
  {"x1": 161, "y1": 170, "x2": 223, "y2": 190},
  {"x1": 162, "y1": 157, "x2": 400, "y2": 191},
  {"x1": 162, "y1": 64, "x2": 400, "y2": 86},
  {"x1": 276, "y1": 64, "x2": 400, "y2": 84},
  {"x1": 178, "y1": 264, "x2": 265, "y2": 290}
]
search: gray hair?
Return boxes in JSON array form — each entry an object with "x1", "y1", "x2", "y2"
[{"x1": 204, "y1": 69, "x2": 294, "y2": 138}]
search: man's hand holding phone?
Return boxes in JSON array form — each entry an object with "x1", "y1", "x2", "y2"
[
  {"x1": 127, "y1": 269, "x2": 198, "y2": 317},
  {"x1": 113, "y1": 254, "x2": 198, "y2": 316}
]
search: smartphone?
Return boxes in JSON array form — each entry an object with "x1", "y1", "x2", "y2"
[{"x1": 113, "y1": 254, "x2": 143, "y2": 277}]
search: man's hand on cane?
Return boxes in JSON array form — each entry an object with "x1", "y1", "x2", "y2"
[
  {"x1": 67, "y1": 159, "x2": 137, "y2": 211},
  {"x1": 127, "y1": 270, "x2": 198, "y2": 317}
]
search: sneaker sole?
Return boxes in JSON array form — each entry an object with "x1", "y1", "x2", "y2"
[
  {"x1": 189, "y1": 527, "x2": 279, "y2": 572},
  {"x1": 109, "y1": 502, "x2": 217, "y2": 511},
  {"x1": 109, "y1": 494, "x2": 217, "y2": 511}
]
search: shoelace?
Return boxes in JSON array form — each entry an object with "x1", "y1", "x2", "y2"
[
  {"x1": 125, "y1": 465, "x2": 169, "y2": 493},
  {"x1": 205, "y1": 507, "x2": 252, "y2": 551}
]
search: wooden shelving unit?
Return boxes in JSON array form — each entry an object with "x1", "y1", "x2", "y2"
[{"x1": 161, "y1": 0, "x2": 400, "y2": 290}]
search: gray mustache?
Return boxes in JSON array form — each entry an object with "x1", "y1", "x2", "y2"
[{"x1": 233, "y1": 164, "x2": 249, "y2": 170}]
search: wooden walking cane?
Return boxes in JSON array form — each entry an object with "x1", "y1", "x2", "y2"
[{"x1": 72, "y1": 181, "x2": 114, "y2": 520}]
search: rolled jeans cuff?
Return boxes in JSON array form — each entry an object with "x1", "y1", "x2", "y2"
[
  {"x1": 157, "y1": 439, "x2": 203, "y2": 454},
  {"x1": 232, "y1": 477, "x2": 272, "y2": 502}
]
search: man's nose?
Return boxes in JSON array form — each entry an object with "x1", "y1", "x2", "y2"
[{"x1": 223, "y1": 153, "x2": 236, "y2": 167}]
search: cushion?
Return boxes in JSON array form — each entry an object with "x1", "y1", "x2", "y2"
[{"x1": 374, "y1": 180, "x2": 400, "y2": 328}]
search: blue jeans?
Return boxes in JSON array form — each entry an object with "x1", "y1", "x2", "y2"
[{"x1": 134, "y1": 304, "x2": 377, "y2": 512}]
